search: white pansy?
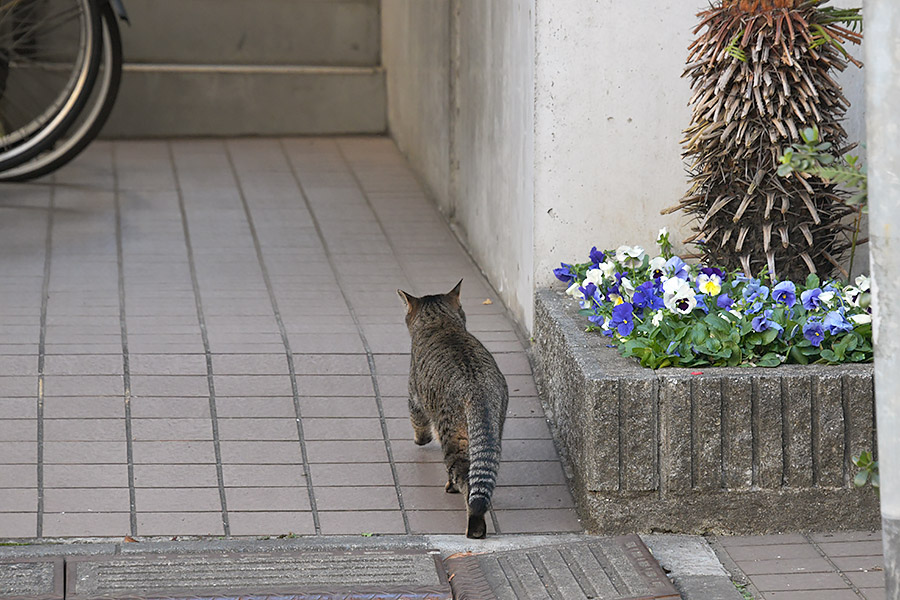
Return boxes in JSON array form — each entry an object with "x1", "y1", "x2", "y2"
[
  {"x1": 566, "y1": 282, "x2": 584, "y2": 300},
  {"x1": 663, "y1": 278, "x2": 697, "y2": 314},
  {"x1": 855, "y1": 274, "x2": 870, "y2": 292},
  {"x1": 615, "y1": 245, "x2": 646, "y2": 269},
  {"x1": 652, "y1": 311, "x2": 664, "y2": 327},
  {"x1": 599, "y1": 260, "x2": 618, "y2": 279},
  {"x1": 619, "y1": 277, "x2": 635, "y2": 301},
  {"x1": 662, "y1": 276, "x2": 684, "y2": 297},
  {"x1": 649, "y1": 256, "x2": 667, "y2": 275},
  {"x1": 729, "y1": 309, "x2": 743, "y2": 320},
  {"x1": 657, "y1": 227, "x2": 668, "y2": 240},
  {"x1": 843, "y1": 286, "x2": 861, "y2": 307},
  {"x1": 584, "y1": 268, "x2": 605, "y2": 287},
  {"x1": 818, "y1": 291, "x2": 835, "y2": 307},
  {"x1": 850, "y1": 313, "x2": 872, "y2": 325}
]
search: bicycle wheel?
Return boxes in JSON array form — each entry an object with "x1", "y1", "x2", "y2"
[
  {"x1": 0, "y1": 0, "x2": 101, "y2": 171},
  {"x1": 0, "y1": 1, "x2": 120, "y2": 181}
]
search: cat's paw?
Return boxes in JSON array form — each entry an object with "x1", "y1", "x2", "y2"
[
  {"x1": 466, "y1": 514, "x2": 487, "y2": 539},
  {"x1": 414, "y1": 432, "x2": 432, "y2": 445},
  {"x1": 444, "y1": 480, "x2": 460, "y2": 494}
]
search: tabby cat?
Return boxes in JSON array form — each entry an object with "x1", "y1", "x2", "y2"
[{"x1": 397, "y1": 280, "x2": 508, "y2": 539}]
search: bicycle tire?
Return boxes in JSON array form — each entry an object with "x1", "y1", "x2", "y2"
[
  {"x1": 0, "y1": 1, "x2": 121, "y2": 181},
  {"x1": 0, "y1": 0, "x2": 102, "y2": 171}
]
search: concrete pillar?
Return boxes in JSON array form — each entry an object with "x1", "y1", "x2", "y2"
[{"x1": 864, "y1": 0, "x2": 900, "y2": 596}]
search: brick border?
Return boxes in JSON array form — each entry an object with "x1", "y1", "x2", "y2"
[{"x1": 532, "y1": 288, "x2": 880, "y2": 534}]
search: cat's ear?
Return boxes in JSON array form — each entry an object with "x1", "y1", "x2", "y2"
[
  {"x1": 447, "y1": 279, "x2": 463, "y2": 308},
  {"x1": 397, "y1": 289, "x2": 419, "y2": 314}
]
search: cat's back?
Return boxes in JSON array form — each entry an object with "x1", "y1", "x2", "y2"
[{"x1": 409, "y1": 302, "x2": 505, "y2": 393}]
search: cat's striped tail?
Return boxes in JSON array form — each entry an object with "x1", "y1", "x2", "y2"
[{"x1": 465, "y1": 395, "x2": 503, "y2": 539}]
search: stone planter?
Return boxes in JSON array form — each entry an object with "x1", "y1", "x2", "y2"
[{"x1": 532, "y1": 288, "x2": 880, "y2": 534}]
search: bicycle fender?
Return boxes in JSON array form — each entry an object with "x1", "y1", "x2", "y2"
[{"x1": 108, "y1": 0, "x2": 130, "y2": 24}]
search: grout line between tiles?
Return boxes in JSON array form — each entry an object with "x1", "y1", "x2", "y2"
[
  {"x1": 223, "y1": 140, "x2": 321, "y2": 535},
  {"x1": 35, "y1": 179, "x2": 56, "y2": 539},
  {"x1": 168, "y1": 141, "x2": 230, "y2": 537},
  {"x1": 112, "y1": 143, "x2": 139, "y2": 536},
  {"x1": 281, "y1": 139, "x2": 411, "y2": 535}
]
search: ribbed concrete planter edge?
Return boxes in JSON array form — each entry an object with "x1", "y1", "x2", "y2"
[{"x1": 532, "y1": 288, "x2": 879, "y2": 535}]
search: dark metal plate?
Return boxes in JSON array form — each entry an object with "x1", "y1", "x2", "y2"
[
  {"x1": 444, "y1": 534, "x2": 681, "y2": 600},
  {"x1": 66, "y1": 550, "x2": 451, "y2": 600},
  {"x1": 0, "y1": 557, "x2": 64, "y2": 600}
]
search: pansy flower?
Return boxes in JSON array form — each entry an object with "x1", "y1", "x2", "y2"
[
  {"x1": 717, "y1": 294, "x2": 734, "y2": 310},
  {"x1": 801, "y1": 287, "x2": 823, "y2": 310},
  {"x1": 751, "y1": 309, "x2": 783, "y2": 333},
  {"x1": 583, "y1": 268, "x2": 604, "y2": 288},
  {"x1": 553, "y1": 263, "x2": 576, "y2": 284},
  {"x1": 633, "y1": 281, "x2": 665, "y2": 311},
  {"x1": 850, "y1": 313, "x2": 872, "y2": 325},
  {"x1": 742, "y1": 278, "x2": 769, "y2": 304},
  {"x1": 589, "y1": 247, "x2": 606, "y2": 268},
  {"x1": 649, "y1": 256, "x2": 667, "y2": 279},
  {"x1": 609, "y1": 302, "x2": 635, "y2": 336},
  {"x1": 772, "y1": 281, "x2": 796, "y2": 308},
  {"x1": 578, "y1": 282, "x2": 598, "y2": 309},
  {"x1": 615, "y1": 245, "x2": 646, "y2": 269},
  {"x1": 823, "y1": 309, "x2": 853, "y2": 335},
  {"x1": 663, "y1": 278, "x2": 697, "y2": 314},
  {"x1": 803, "y1": 320, "x2": 826, "y2": 347},
  {"x1": 664, "y1": 256, "x2": 690, "y2": 280},
  {"x1": 696, "y1": 267, "x2": 724, "y2": 296},
  {"x1": 598, "y1": 259, "x2": 618, "y2": 279},
  {"x1": 843, "y1": 285, "x2": 863, "y2": 307}
]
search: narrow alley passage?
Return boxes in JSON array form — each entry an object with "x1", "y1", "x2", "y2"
[{"x1": 0, "y1": 138, "x2": 581, "y2": 539}]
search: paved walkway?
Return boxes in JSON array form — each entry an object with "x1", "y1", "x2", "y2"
[
  {"x1": 713, "y1": 531, "x2": 885, "y2": 600},
  {"x1": 0, "y1": 137, "x2": 580, "y2": 540}
]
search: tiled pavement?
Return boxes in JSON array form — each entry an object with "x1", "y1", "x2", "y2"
[
  {"x1": 715, "y1": 531, "x2": 886, "y2": 600},
  {"x1": 0, "y1": 137, "x2": 581, "y2": 540}
]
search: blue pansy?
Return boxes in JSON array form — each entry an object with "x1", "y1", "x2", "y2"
[
  {"x1": 665, "y1": 256, "x2": 690, "y2": 280},
  {"x1": 695, "y1": 294, "x2": 710, "y2": 314},
  {"x1": 632, "y1": 281, "x2": 664, "y2": 311},
  {"x1": 803, "y1": 320, "x2": 826, "y2": 347},
  {"x1": 717, "y1": 294, "x2": 734, "y2": 310},
  {"x1": 742, "y1": 278, "x2": 770, "y2": 304},
  {"x1": 589, "y1": 247, "x2": 605, "y2": 267},
  {"x1": 801, "y1": 288, "x2": 823, "y2": 310},
  {"x1": 553, "y1": 263, "x2": 576, "y2": 284},
  {"x1": 751, "y1": 309, "x2": 783, "y2": 333},
  {"x1": 610, "y1": 302, "x2": 635, "y2": 336},
  {"x1": 772, "y1": 281, "x2": 797, "y2": 308},
  {"x1": 823, "y1": 309, "x2": 853, "y2": 335}
]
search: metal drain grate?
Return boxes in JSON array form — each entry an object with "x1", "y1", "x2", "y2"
[
  {"x1": 0, "y1": 558, "x2": 64, "y2": 600},
  {"x1": 65, "y1": 550, "x2": 451, "y2": 600},
  {"x1": 444, "y1": 535, "x2": 681, "y2": 600}
]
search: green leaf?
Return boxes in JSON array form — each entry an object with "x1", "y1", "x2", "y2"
[
  {"x1": 761, "y1": 328, "x2": 779, "y2": 345},
  {"x1": 757, "y1": 353, "x2": 782, "y2": 367},
  {"x1": 820, "y1": 349, "x2": 838, "y2": 363},
  {"x1": 853, "y1": 471, "x2": 869, "y2": 488},
  {"x1": 790, "y1": 346, "x2": 809, "y2": 364}
]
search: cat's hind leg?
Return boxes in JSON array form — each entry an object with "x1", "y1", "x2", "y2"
[{"x1": 408, "y1": 393, "x2": 433, "y2": 445}]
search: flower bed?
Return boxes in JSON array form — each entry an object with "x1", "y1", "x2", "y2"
[
  {"x1": 532, "y1": 287, "x2": 879, "y2": 534},
  {"x1": 553, "y1": 231, "x2": 873, "y2": 370}
]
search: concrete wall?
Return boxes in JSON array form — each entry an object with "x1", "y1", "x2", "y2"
[
  {"x1": 382, "y1": 0, "x2": 535, "y2": 326},
  {"x1": 382, "y1": 0, "x2": 867, "y2": 332}
]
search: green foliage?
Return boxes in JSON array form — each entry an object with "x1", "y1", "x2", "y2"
[
  {"x1": 852, "y1": 450, "x2": 879, "y2": 494},
  {"x1": 778, "y1": 126, "x2": 867, "y2": 208},
  {"x1": 559, "y1": 240, "x2": 873, "y2": 370},
  {"x1": 724, "y1": 31, "x2": 747, "y2": 62}
]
